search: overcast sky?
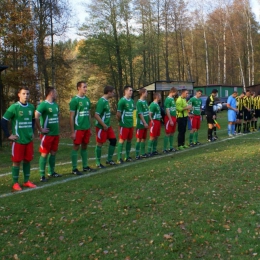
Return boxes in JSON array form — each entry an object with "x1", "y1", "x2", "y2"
[{"x1": 65, "y1": 0, "x2": 260, "y2": 41}]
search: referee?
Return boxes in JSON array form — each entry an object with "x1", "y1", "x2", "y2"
[{"x1": 205, "y1": 89, "x2": 218, "y2": 142}]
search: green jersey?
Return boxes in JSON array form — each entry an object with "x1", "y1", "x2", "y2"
[
  {"x1": 188, "y1": 97, "x2": 202, "y2": 115},
  {"x1": 149, "y1": 101, "x2": 161, "y2": 120},
  {"x1": 117, "y1": 97, "x2": 134, "y2": 128},
  {"x1": 69, "y1": 95, "x2": 91, "y2": 130},
  {"x1": 36, "y1": 101, "x2": 59, "y2": 135},
  {"x1": 136, "y1": 99, "x2": 150, "y2": 129},
  {"x1": 164, "y1": 96, "x2": 176, "y2": 117},
  {"x1": 3, "y1": 102, "x2": 35, "y2": 144},
  {"x1": 95, "y1": 97, "x2": 111, "y2": 129}
]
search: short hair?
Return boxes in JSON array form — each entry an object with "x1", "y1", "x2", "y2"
[
  {"x1": 181, "y1": 89, "x2": 188, "y2": 93},
  {"x1": 124, "y1": 85, "x2": 133, "y2": 92},
  {"x1": 45, "y1": 86, "x2": 55, "y2": 97},
  {"x1": 18, "y1": 86, "x2": 29, "y2": 93},
  {"x1": 196, "y1": 89, "x2": 203, "y2": 93},
  {"x1": 242, "y1": 92, "x2": 246, "y2": 95},
  {"x1": 169, "y1": 87, "x2": 177, "y2": 94},
  {"x1": 246, "y1": 90, "x2": 250, "y2": 93},
  {"x1": 77, "y1": 81, "x2": 86, "y2": 90},
  {"x1": 139, "y1": 88, "x2": 147, "y2": 96},
  {"x1": 233, "y1": 91, "x2": 238, "y2": 94},
  {"x1": 153, "y1": 92, "x2": 161, "y2": 99},
  {"x1": 212, "y1": 89, "x2": 218, "y2": 93},
  {"x1": 104, "y1": 85, "x2": 114, "y2": 94}
]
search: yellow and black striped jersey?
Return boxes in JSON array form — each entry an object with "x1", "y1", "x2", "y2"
[
  {"x1": 243, "y1": 96, "x2": 253, "y2": 110},
  {"x1": 236, "y1": 97, "x2": 244, "y2": 110},
  {"x1": 254, "y1": 96, "x2": 260, "y2": 109}
]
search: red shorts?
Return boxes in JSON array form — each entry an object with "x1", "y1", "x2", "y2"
[
  {"x1": 136, "y1": 128, "x2": 148, "y2": 140},
  {"x1": 119, "y1": 127, "x2": 134, "y2": 141},
  {"x1": 74, "y1": 129, "x2": 91, "y2": 145},
  {"x1": 150, "y1": 120, "x2": 161, "y2": 137},
  {"x1": 96, "y1": 127, "x2": 116, "y2": 143},
  {"x1": 164, "y1": 116, "x2": 177, "y2": 134},
  {"x1": 190, "y1": 115, "x2": 201, "y2": 130},
  {"x1": 39, "y1": 135, "x2": 59, "y2": 154},
  {"x1": 12, "y1": 141, "x2": 33, "y2": 162}
]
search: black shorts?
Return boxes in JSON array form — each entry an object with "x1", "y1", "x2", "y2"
[
  {"x1": 237, "y1": 110, "x2": 243, "y2": 120},
  {"x1": 244, "y1": 110, "x2": 252, "y2": 121},
  {"x1": 206, "y1": 112, "x2": 215, "y2": 124},
  {"x1": 255, "y1": 109, "x2": 260, "y2": 118}
]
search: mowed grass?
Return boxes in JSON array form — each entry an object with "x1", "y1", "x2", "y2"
[{"x1": 1, "y1": 113, "x2": 260, "y2": 259}]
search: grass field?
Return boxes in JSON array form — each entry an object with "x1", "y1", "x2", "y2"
[{"x1": 1, "y1": 113, "x2": 260, "y2": 259}]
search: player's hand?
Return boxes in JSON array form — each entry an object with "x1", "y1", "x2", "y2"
[
  {"x1": 8, "y1": 134, "x2": 18, "y2": 141},
  {"x1": 103, "y1": 125, "x2": 108, "y2": 131},
  {"x1": 144, "y1": 123, "x2": 148, "y2": 128},
  {"x1": 186, "y1": 105, "x2": 192, "y2": 110},
  {"x1": 213, "y1": 115, "x2": 216, "y2": 120},
  {"x1": 170, "y1": 121, "x2": 174, "y2": 126},
  {"x1": 71, "y1": 132, "x2": 76, "y2": 140},
  {"x1": 41, "y1": 127, "x2": 49, "y2": 134}
]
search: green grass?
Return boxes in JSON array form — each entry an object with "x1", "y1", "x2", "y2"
[{"x1": 1, "y1": 113, "x2": 260, "y2": 259}]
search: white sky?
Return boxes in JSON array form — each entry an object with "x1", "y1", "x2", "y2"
[{"x1": 66, "y1": 0, "x2": 260, "y2": 41}]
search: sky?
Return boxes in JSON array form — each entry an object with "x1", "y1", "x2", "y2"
[{"x1": 66, "y1": 0, "x2": 260, "y2": 41}]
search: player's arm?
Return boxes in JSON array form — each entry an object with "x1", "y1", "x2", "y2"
[
  {"x1": 116, "y1": 99, "x2": 123, "y2": 122},
  {"x1": 0, "y1": 118, "x2": 18, "y2": 141},
  {"x1": 70, "y1": 111, "x2": 76, "y2": 140},
  {"x1": 35, "y1": 110, "x2": 49, "y2": 134},
  {"x1": 95, "y1": 113, "x2": 108, "y2": 130}
]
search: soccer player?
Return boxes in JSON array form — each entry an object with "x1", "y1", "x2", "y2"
[
  {"x1": 235, "y1": 92, "x2": 245, "y2": 134},
  {"x1": 163, "y1": 87, "x2": 178, "y2": 153},
  {"x1": 94, "y1": 86, "x2": 117, "y2": 168},
  {"x1": 188, "y1": 89, "x2": 203, "y2": 146},
  {"x1": 70, "y1": 81, "x2": 94, "y2": 175},
  {"x1": 1, "y1": 87, "x2": 37, "y2": 191},
  {"x1": 35, "y1": 87, "x2": 61, "y2": 182},
  {"x1": 254, "y1": 91, "x2": 260, "y2": 131},
  {"x1": 227, "y1": 91, "x2": 238, "y2": 137},
  {"x1": 243, "y1": 90, "x2": 253, "y2": 133},
  {"x1": 135, "y1": 88, "x2": 151, "y2": 159},
  {"x1": 116, "y1": 85, "x2": 134, "y2": 163},
  {"x1": 176, "y1": 89, "x2": 192, "y2": 149},
  {"x1": 205, "y1": 89, "x2": 218, "y2": 142},
  {"x1": 251, "y1": 92, "x2": 257, "y2": 131},
  {"x1": 148, "y1": 92, "x2": 162, "y2": 156}
]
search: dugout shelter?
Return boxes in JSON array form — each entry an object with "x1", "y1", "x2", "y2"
[{"x1": 134, "y1": 80, "x2": 195, "y2": 105}]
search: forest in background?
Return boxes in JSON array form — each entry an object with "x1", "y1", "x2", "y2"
[{"x1": 0, "y1": 0, "x2": 259, "y2": 115}]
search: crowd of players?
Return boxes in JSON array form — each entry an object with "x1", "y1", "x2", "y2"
[{"x1": 1, "y1": 83, "x2": 259, "y2": 191}]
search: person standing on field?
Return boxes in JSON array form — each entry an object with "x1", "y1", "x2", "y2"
[
  {"x1": 70, "y1": 81, "x2": 94, "y2": 175},
  {"x1": 135, "y1": 88, "x2": 151, "y2": 159},
  {"x1": 94, "y1": 86, "x2": 117, "y2": 168},
  {"x1": 227, "y1": 91, "x2": 238, "y2": 137},
  {"x1": 188, "y1": 89, "x2": 203, "y2": 146},
  {"x1": 116, "y1": 85, "x2": 134, "y2": 164},
  {"x1": 163, "y1": 87, "x2": 178, "y2": 153},
  {"x1": 1, "y1": 86, "x2": 37, "y2": 191},
  {"x1": 205, "y1": 89, "x2": 218, "y2": 142},
  {"x1": 148, "y1": 92, "x2": 162, "y2": 156},
  {"x1": 176, "y1": 89, "x2": 192, "y2": 150},
  {"x1": 35, "y1": 87, "x2": 62, "y2": 182}
]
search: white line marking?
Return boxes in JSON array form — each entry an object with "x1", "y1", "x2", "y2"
[
  {"x1": 0, "y1": 148, "x2": 136, "y2": 177},
  {"x1": 1, "y1": 132, "x2": 257, "y2": 199}
]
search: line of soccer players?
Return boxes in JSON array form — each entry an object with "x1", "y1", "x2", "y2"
[
  {"x1": 1, "y1": 83, "x2": 205, "y2": 191},
  {"x1": 235, "y1": 90, "x2": 260, "y2": 134}
]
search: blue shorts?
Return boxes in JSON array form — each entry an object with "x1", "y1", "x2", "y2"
[{"x1": 228, "y1": 110, "x2": 237, "y2": 122}]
